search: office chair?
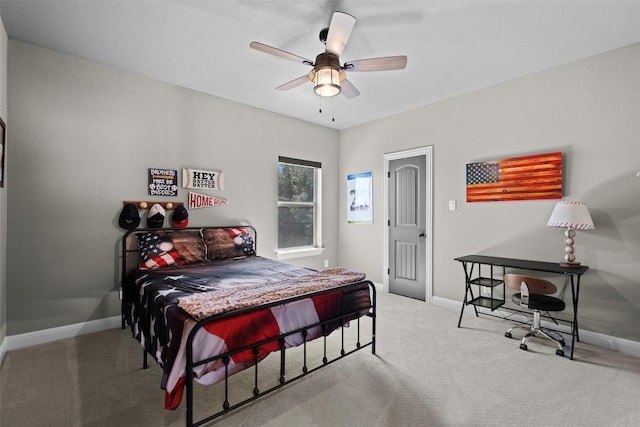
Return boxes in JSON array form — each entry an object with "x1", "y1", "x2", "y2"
[{"x1": 503, "y1": 273, "x2": 566, "y2": 357}]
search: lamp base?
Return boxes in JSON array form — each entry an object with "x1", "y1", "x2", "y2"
[{"x1": 560, "y1": 261, "x2": 581, "y2": 268}]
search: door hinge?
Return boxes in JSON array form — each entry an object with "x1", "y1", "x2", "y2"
[
  {"x1": 387, "y1": 268, "x2": 390, "y2": 275},
  {"x1": 387, "y1": 171, "x2": 390, "y2": 178},
  {"x1": 387, "y1": 220, "x2": 390, "y2": 226}
]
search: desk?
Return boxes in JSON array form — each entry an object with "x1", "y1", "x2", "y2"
[{"x1": 455, "y1": 255, "x2": 589, "y2": 360}]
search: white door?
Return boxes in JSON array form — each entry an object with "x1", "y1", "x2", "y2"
[{"x1": 388, "y1": 155, "x2": 427, "y2": 300}]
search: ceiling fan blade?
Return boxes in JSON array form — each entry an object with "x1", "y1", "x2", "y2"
[
  {"x1": 276, "y1": 75, "x2": 311, "y2": 91},
  {"x1": 344, "y1": 56, "x2": 408, "y2": 72},
  {"x1": 325, "y1": 11, "x2": 356, "y2": 57},
  {"x1": 250, "y1": 41, "x2": 314, "y2": 66},
  {"x1": 340, "y1": 78, "x2": 360, "y2": 98}
]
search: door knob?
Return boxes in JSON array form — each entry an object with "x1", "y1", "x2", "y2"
[{"x1": 418, "y1": 233, "x2": 425, "y2": 238}]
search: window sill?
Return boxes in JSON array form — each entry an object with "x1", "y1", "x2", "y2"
[{"x1": 275, "y1": 247, "x2": 325, "y2": 260}]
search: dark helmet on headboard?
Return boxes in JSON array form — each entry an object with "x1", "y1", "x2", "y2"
[
  {"x1": 147, "y1": 203, "x2": 165, "y2": 228},
  {"x1": 118, "y1": 203, "x2": 140, "y2": 230},
  {"x1": 172, "y1": 205, "x2": 189, "y2": 228}
]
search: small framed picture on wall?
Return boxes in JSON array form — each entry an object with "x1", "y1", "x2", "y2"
[
  {"x1": 0, "y1": 117, "x2": 5, "y2": 188},
  {"x1": 347, "y1": 171, "x2": 373, "y2": 224}
]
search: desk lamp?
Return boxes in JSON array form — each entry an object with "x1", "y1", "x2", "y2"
[{"x1": 547, "y1": 201, "x2": 594, "y2": 267}]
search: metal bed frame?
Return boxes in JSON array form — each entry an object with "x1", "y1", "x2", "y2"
[{"x1": 121, "y1": 226, "x2": 376, "y2": 427}]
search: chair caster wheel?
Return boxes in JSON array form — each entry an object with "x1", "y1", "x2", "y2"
[
  {"x1": 519, "y1": 343, "x2": 528, "y2": 351},
  {"x1": 505, "y1": 332, "x2": 512, "y2": 338},
  {"x1": 556, "y1": 349, "x2": 565, "y2": 357}
]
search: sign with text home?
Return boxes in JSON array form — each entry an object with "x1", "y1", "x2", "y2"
[
  {"x1": 182, "y1": 168, "x2": 224, "y2": 191},
  {"x1": 188, "y1": 191, "x2": 228, "y2": 209}
]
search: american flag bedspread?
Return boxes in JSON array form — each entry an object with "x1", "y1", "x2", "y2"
[{"x1": 123, "y1": 255, "x2": 371, "y2": 409}]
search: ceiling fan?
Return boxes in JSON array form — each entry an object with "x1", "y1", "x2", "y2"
[{"x1": 250, "y1": 11, "x2": 407, "y2": 99}]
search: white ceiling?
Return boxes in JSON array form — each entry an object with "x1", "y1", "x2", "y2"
[{"x1": 2, "y1": 1, "x2": 640, "y2": 130}]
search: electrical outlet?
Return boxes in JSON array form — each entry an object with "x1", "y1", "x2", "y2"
[{"x1": 324, "y1": 259, "x2": 329, "y2": 268}]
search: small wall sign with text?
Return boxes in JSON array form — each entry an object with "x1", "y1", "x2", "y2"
[
  {"x1": 148, "y1": 168, "x2": 178, "y2": 196},
  {"x1": 182, "y1": 168, "x2": 224, "y2": 191},
  {"x1": 188, "y1": 191, "x2": 228, "y2": 209}
]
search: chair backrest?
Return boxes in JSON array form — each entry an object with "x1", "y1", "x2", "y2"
[{"x1": 503, "y1": 273, "x2": 558, "y2": 295}]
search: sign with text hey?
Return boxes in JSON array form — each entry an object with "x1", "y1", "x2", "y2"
[
  {"x1": 182, "y1": 168, "x2": 224, "y2": 191},
  {"x1": 466, "y1": 152, "x2": 562, "y2": 202}
]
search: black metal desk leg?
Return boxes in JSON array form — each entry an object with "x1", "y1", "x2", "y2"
[
  {"x1": 457, "y1": 262, "x2": 470, "y2": 327},
  {"x1": 573, "y1": 275, "x2": 581, "y2": 342},
  {"x1": 569, "y1": 275, "x2": 581, "y2": 360},
  {"x1": 457, "y1": 289, "x2": 468, "y2": 328},
  {"x1": 457, "y1": 262, "x2": 478, "y2": 327}
]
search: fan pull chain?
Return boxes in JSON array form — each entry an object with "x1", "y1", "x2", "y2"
[{"x1": 317, "y1": 97, "x2": 335, "y2": 122}]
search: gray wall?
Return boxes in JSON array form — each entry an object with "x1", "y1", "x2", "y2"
[
  {"x1": 339, "y1": 43, "x2": 640, "y2": 342},
  {"x1": 0, "y1": 18, "x2": 7, "y2": 349},
  {"x1": 6, "y1": 40, "x2": 339, "y2": 335},
  {"x1": 5, "y1": 37, "x2": 640, "y2": 347}
]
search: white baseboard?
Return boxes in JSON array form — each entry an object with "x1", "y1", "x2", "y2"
[
  {"x1": 0, "y1": 336, "x2": 7, "y2": 367},
  {"x1": 4, "y1": 316, "x2": 122, "y2": 352},
  {"x1": 432, "y1": 295, "x2": 461, "y2": 311},
  {"x1": 432, "y1": 296, "x2": 640, "y2": 359}
]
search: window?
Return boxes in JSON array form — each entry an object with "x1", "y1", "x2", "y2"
[{"x1": 277, "y1": 156, "x2": 322, "y2": 255}]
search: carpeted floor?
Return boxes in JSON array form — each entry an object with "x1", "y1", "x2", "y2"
[{"x1": 1, "y1": 291, "x2": 639, "y2": 426}]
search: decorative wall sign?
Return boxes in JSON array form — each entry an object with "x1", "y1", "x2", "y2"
[
  {"x1": 148, "y1": 168, "x2": 178, "y2": 196},
  {"x1": 466, "y1": 151, "x2": 562, "y2": 202},
  {"x1": 347, "y1": 171, "x2": 373, "y2": 224},
  {"x1": 182, "y1": 168, "x2": 224, "y2": 191},
  {"x1": 188, "y1": 191, "x2": 228, "y2": 209}
]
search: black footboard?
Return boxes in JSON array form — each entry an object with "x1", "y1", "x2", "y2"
[{"x1": 184, "y1": 280, "x2": 376, "y2": 427}]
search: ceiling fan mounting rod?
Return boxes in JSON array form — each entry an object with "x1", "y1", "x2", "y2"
[{"x1": 319, "y1": 27, "x2": 329, "y2": 44}]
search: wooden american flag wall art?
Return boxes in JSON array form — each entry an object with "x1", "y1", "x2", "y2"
[{"x1": 466, "y1": 151, "x2": 563, "y2": 202}]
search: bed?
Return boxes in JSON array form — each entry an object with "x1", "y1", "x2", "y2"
[{"x1": 121, "y1": 225, "x2": 376, "y2": 426}]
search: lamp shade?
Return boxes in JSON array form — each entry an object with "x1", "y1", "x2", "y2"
[
  {"x1": 313, "y1": 67, "x2": 341, "y2": 97},
  {"x1": 547, "y1": 201, "x2": 594, "y2": 230}
]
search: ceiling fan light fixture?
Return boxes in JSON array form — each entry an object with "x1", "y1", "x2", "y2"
[
  {"x1": 251, "y1": 12, "x2": 406, "y2": 101},
  {"x1": 313, "y1": 66, "x2": 341, "y2": 97}
]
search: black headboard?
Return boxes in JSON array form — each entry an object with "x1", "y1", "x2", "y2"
[{"x1": 121, "y1": 225, "x2": 257, "y2": 283}]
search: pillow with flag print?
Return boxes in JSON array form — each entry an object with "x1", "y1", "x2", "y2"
[
  {"x1": 203, "y1": 227, "x2": 255, "y2": 261},
  {"x1": 137, "y1": 230, "x2": 206, "y2": 270}
]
